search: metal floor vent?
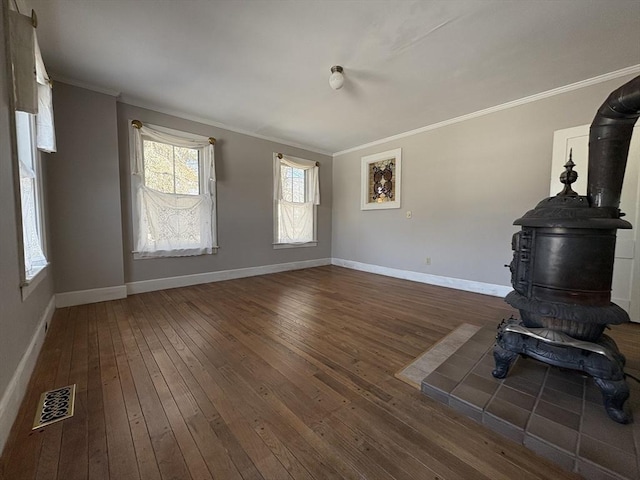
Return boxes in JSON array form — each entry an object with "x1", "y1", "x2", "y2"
[{"x1": 32, "y1": 384, "x2": 76, "y2": 430}]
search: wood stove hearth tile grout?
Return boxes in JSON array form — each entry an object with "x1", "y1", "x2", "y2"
[
  {"x1": 420, "y1": 328, "x2": 639, "y2": 480},
  {"x1": 579, "y1": 435, "x2": 639, "y2": 479},
  {"x1": 527, "y1": 413, "x2": 579, "y2": 454},
  {"x1": 523, "y1": 434, "x2": 577, "y2": 473},
  {"x1": 578, "y1": 459, "x2": 635, "y2": 480},
  {"x1": 581, "y1": 400, "x2": 637, "y2": 454},
  {"x1": 534, "y1": 399, "x2": 582, "y2": 431},
  {"x1": 483, "y1": 411, "x2": 526, "y2": 444}
]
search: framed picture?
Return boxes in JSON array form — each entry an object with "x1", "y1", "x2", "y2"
[{"x1": 361, "y1": 148, "x2": 402, "y2": 210}]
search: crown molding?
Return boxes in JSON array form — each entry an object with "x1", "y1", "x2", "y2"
[
  {"x1": 332, "y1": 65, "x2": 640, "y2": 157},
  {"x1": 49, "y1": 64, "x2": 640, "y2": 159},
  {"x1": 50, "y1": 72, "x2": 121, "y2": 97}
]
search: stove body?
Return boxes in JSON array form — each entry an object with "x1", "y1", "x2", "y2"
[{"x1": 493, "y1": 75, "x2": 640, "y2": 424}]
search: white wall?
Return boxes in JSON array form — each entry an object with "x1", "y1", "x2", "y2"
[{"x1": 332, "y1": 74, "x2": 639, "y2": 290}]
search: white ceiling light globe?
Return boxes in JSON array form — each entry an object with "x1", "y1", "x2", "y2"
[{"x1": 329, "y1": 66, "x2": 344, "y2": 90}]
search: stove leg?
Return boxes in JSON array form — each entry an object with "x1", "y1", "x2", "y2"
[
  {"x1": 492, "y1": 345, "x2": 518, "y2": 379},
  {"x1": 593, "y1": 377, "x2": 632, "y2": 424}
]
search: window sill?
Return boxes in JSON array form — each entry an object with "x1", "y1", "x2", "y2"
[
  {"x1": 273, "y1": 242, "x2": 317, "y2": 249},
  {"x1": 21, "y1": 263, "x2": 49, "y2": 301},
  {"x1": 133, "y1": 247, "x2": 218, "y2": 260}
]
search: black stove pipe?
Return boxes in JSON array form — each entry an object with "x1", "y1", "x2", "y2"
[
  {"x1": 494, "y1": 75, "x2": 640, "y2": 424},
  {"x1": 587, "y1": 75, "x2": 640, "y2": 210}
]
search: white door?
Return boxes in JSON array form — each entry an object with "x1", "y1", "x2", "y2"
[{"x1": 551, "y1": 125, "x2": 640, "y2": 323}]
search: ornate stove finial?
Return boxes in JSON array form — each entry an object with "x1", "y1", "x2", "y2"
[{"x1": 558, "y1": 149, "x2": 578, "y2": 196}]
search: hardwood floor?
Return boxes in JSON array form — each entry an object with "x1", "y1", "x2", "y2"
[{"x1": 4, "y1": 265, "x2": 636, "y2": 480}]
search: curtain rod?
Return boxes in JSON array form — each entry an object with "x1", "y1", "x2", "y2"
[
  {"x1": 131, "y1": 119, "x2": 216, "y2": 145},
  {"x1": 276, "y1": 153, "x2": 319, "y2": 167}
]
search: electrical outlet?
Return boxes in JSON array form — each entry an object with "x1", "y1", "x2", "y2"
[{"x1": 425, "y1": 257, "x2": 431, "y2": 265}]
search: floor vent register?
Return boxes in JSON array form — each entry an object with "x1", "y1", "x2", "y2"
[{"x1": 32, "y1": 384, "x2": 76, "y2": 430}]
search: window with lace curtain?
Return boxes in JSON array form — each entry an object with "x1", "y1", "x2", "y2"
[
  {"x1": 273, "y1": 154, "x2": 319, "y2": 247},
  {"x1": 130, "y1": 122, "x2": 217, "y2": 258},
  {"x1": 8, "y1": 8, "x2": 56, "y2": 297},
  {"x1": 16, "y1": 111, "x2": 47, "y2": 281}
]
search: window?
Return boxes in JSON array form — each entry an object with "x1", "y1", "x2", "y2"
[
  {"x1": 16, "y1": 111, "x2": 48, "y2": 282},
  {"x1": 273, "y1": 154, "x2": 320, "y2": 246},
  {"x1": 143, "y1": 140, "x2": 201, "y2": 195},
  {"x1": 131, "y1": 121, "x2": 217, "y2": 258},
  {"x1": 8, "y1": 9, "x2": 56, "y2": 296}
]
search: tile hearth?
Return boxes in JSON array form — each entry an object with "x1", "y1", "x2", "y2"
[{"x1": 420, "y1": 326, "x2": 640, "y2": 480}]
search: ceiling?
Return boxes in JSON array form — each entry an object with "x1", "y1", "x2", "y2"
[{"x1": 26, "y1": 0, "x2": 640, "y2": 155}]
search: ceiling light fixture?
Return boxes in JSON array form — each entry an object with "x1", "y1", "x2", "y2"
[{"x1": 329, "y1": 65, "x2": 344, "y2": 90}]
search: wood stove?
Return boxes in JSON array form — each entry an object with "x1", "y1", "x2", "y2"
[{"x1": 493, "y1": 75, "x2": 640, "y2": 424}]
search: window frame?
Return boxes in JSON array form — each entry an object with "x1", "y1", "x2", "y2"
[
  {"x1": 273, "y1": 153, "x2": 318, "y2": 249},
  {"x1": 14, "y1": 111, "x2": 49, "y2": 299}
]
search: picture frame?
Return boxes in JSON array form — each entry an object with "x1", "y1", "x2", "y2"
[{"x1": 360, "y1": 148, "x2": 402, "y2": 210}]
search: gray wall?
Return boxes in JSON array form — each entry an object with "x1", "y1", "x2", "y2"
[
  {"x1": 43, "y1": 84, "x2": 332, "y2": 290},
  {"x1": 332, "y1": 74, "x2": 639, "y2": 288},
  {"x1": 0, "y1": 0, "x2": 54, "y2": 436},
  {"x1": 47, "y1": 82, "x2": 125, "y2": 293},
  {"x1": 117, "y1": 103, "x2": 332, "y2": 283}
]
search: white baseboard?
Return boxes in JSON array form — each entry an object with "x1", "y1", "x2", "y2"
[
  {"x1": 55, "y1": 285, "x2": 128, "y2": 308},
  {"x1": 127, "y1": 258, "x2": 332, "y2": 295},
  {"x1": 332, "y1": 258, "x2": 511, "y2": 298},
  {"x1": 0, "y1": 296, "x2": 56, "y2": 456},
  {"x1": 53, "y1": 259, "x2": 332, "y2": 305},
  {"x1": 53, "y1": 257, "x2": 506, "y2": 307}
]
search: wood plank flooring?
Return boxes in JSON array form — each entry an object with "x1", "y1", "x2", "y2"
[{"x1": 3, "y1": 265, "x2": 637, "y2": 480}]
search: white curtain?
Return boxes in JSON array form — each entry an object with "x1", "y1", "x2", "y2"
[
  {"x1": 35, "y1": 37, "x2": 56, "y2": 152},
  {"x1": 9, "y1": 10, "x2": 37, "y2": 113},
  {"x1": 274, "y1": 155, "x2": 319, "y2": 244},
  {"x1": 9, "y1": 10, "x2": 57, "y2": 152},
  {"x1": 132, "y1": 124, "x2": 217, "y2": 258},
  {"x1": 277, "y1": 201, "x2": 315, "y2": 243},
  {"x1": 18, "y1": 158, "x2": 46, "y2": 276}
]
